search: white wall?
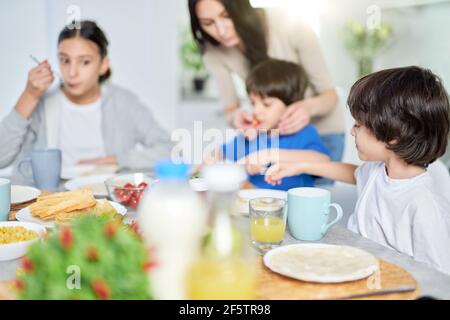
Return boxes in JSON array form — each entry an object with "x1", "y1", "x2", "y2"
[
  {"x1": 319, "y1": 0, "x2": 450, "y2": 164},
  {"x1": 0, "y1": 0, "x2": 50, "y2": 120},
  {"x1": 1, "y1": 0, "x2": 449, "y2": 169},
  {"x1": 0, "y1": 0, "x2": 181, "y2": 130}
]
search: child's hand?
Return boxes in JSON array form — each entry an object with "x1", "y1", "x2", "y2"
[
  {"x1": 278, "y1": 103, "x2": 310, "y2": 135},
  {"x1": 25, "y1": 60, "x2": 55, "y2": 100},
  {"x1": 233, "y1": 109, "x2": 254, "y2": 130},
  {"x1": 243, "y1": 127, "x2": 258, "y2": 141},
  {"x1": 238, "y1": 149, "x2": 272, "y2": 175},
  {"x1": 264, "y1": 162, "x2": 305, "y2": 186}
]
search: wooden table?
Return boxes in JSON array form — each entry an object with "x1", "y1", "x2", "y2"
[{"x1": 2, "y1": 184, "x2": 450, "y2": 299}]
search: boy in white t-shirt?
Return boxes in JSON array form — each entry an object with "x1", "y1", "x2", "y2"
[{"x1": 263, "y1": 66, "x2": 450, "y2": 275}]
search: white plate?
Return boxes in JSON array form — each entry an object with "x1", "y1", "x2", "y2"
[
  {"x1": 16, "y1": 200, "x2": 127, "y2": 228},
  {"x1": 61, "y1": 165, "x2": 118, "y2": 180},
  {"x1": 64, "y1": 174, "x2": 113, "y2": 197},
  {"x1": 264, "y1": 243, "x2": 379, "y2": 284},
  {"x1": 11, "y1": 185, "x2": 41, "y2": 205},
  {"x1": 0, "y1": 221, "x2": 46, "y2": 261},
  {"x1": 235, "y1": 189, "x2": 287, "y2": 215},
  {"x1": 61, "y1": 165, "x2": 96, "y2": 180}
]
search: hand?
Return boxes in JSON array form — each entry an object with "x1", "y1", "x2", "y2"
[
  {"x1": 238, "y1": 149, "x2": 272, "y2": 175},
  {"x1": 264, "y1": 162, "x2": 305, "y2": 186},
  {"x1": 79, "y1": 156, "x2": 118, "y2": 166},
  {"x1": 278, "y1": 102, "x2": 310, "y2": 135},
  {"x1": 24, "y1": 60, "x2": 55, "y2": 100},
  {"x1": 232, "y1": 109, "x2": 259, "y2": 141}
]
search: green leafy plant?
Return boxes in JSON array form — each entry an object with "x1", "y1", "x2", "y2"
[
  {"x1": 16, "y1": 215, "x2": 153, "y2": 300},
  {"x1": 344, "y1": 21, "x2": 393, "y2": 78},
  {"x1": 181, "y1": 29, "x2": 208, "y2": 78}
]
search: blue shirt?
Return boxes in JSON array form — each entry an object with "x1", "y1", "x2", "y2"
[{"x1": 222, "y1": 125, "x2": 329, "y2": 191}]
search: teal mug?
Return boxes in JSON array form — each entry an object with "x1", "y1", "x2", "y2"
[
  {"x1": 0, "y1": 178, "x2": 11, "y2": 221},
  {"x1": 287, "y1": 187, "x2": 343, "y2": 241}
]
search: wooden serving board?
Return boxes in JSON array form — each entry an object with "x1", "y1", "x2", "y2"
[
  {"x1": 1, "y1": 259, "x2": 419, "y2": 300},
  {"x1": 8, "y1": 191, "x2": 50, "y2": 221},
  {"x1": 256, "y1": 257, "x2": 419, "y2": 300}
]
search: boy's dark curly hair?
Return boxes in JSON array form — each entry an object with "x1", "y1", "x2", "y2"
[{"x1": 348, "y1": 66, "x2": 450, "y2": 168}]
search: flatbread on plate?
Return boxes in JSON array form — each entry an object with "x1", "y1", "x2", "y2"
[{"x1": 264, "y1": 244, "x2": 379, "y2": 283}]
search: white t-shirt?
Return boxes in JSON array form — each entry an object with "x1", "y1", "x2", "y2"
[
  {"x1": 348, "y1": 161, "x2": 450, "y2": 275},
  {"x1": 58, "y1": 96, "x2": 106, "y2": 166}
]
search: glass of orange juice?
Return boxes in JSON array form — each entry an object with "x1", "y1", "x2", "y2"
[{"x1": 249, "y1": 197, "x2": 287, "y2": 254}]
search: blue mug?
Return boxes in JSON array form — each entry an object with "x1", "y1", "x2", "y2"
[
  {"x1": 0, "y1": 178, "x2": 11, "y2": 221},
  {"x1": 287, "y1": 187, "x2": 343, "y2": 241},
  {"x1": 18, "y1": 149, "x2": 62, "y2": 190}
]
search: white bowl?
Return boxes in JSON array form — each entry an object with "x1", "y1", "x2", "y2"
[{"x1": 0, "y1": 222, "x2": 46, "y2": 261}]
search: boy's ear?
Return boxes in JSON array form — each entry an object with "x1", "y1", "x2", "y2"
[
  {"x1": 387, "y1": 138, "x2": 398, "y2": 146},
  {"x1": 100, "y1": 57, "x2": 110, "y2": 76}
]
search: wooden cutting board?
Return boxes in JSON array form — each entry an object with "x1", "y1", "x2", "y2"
[
  {"x1": 1, "y1": 259, "x2": 418, "y2": 300},
  {"x1": 8, "y1": 191, "x2": 50, "y2": 221},
  {"x1": 256, "y1": 257, "x2": 419, "y2": 300}
]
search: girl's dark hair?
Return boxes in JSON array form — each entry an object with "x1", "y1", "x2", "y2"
[
  {"x1": 246, "y1": 59, "x2": 309, "y2": 106},
  {"x1": 348, "y1": 66, "x2": 450, "y2": 168},
  {"x1": 58, "y1": 20, "x2": 111, "y2": 83},
  {"x1": 188, "y1": 0, "x2": 269, "y2": 68}
]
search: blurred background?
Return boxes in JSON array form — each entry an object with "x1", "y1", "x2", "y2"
[{"x1": 1, "y1": 0, "x2": 449, "y2": 175}]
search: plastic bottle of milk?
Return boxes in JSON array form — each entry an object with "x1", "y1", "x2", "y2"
[{"x1": 138, "y1": 161, "x2": 207, "y2": 300}]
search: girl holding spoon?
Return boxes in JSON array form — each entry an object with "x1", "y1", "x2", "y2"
[{"x1": 0, "y1": 20, "x2": 172, "y2": 173}]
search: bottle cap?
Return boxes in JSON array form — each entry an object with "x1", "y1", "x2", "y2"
[{"x1": 154, "y1": 160, "x2": 190, "y2": 180}]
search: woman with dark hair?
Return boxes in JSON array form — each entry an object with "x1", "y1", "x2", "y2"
[
  {"x1": 188, "y1": 0, "x2": 345, "y2": 162},
  {"x1": 0, "y1": 20, "x2": 172, "y2": 170}
]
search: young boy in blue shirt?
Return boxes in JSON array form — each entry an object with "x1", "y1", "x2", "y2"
[{"x1": 219, "y1": 59, "x2": 330, "y2": 190}]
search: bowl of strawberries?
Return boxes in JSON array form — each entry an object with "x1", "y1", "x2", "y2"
[{"x1": 105, "y1": 173, "x2": 157, "y2": 210}]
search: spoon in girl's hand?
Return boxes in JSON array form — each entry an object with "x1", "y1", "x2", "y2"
[{"x1": 29, "y1": 54, "x2": 63, "y2": 84}]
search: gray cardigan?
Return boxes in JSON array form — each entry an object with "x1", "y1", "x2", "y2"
[{"x1": 0, "y1": 83, "x2": 174, "y2": 171}]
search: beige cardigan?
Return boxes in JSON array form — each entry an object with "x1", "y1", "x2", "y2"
[{"x1": 203, "y1": 10, "x2": 345, "y2": 135}]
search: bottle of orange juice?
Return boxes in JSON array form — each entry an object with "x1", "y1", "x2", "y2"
[{"x1": 186, "y1": 164, "x2": 257, "y2": 300}]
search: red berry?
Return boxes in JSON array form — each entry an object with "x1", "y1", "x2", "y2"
[
  {"x1": 114, "y1": 188, "x2": 131, "y2": 204},
  {"x1": 14, "y1": 279, "x2": 25, "y2": 291},
  {"x1": 21, "y1": 256, "x2": 34, "y2": 272},
  {"x1": 104, "y1": 222, "x2": 118, "y2": 239},
  {"x1": 129, "y1": 196, "x2": 138, "y2": 209},
  {"x1": 252, "y1": 118, "x2": 261, "y2": 127},
  {"x1": 130, "y1": 221, "x2": 140, "y2": 236},
  {"x1": 138, "y1": 182, "x2": 148, "y2": 189},
  {"x1": 91, "y1": 278, "x2": 111, "y2": 300},
  {"x1": 86, "y1": 246, "x2": 99, "y2": 261},
  {"x1": 142, "y1": 259, "x2": 158, "y2": 272},
  {"x1": 59, "y1": 227, "x2": 73, "y2": 250}
]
